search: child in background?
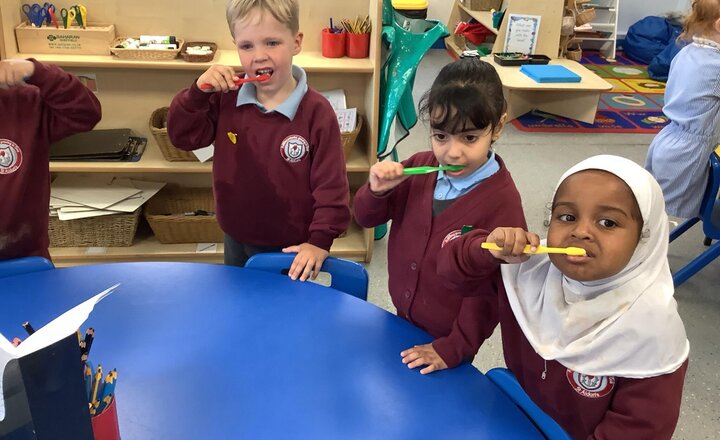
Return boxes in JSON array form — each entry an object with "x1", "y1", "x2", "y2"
[
  {"x1": 168, "y1": 0, "x2": 350, "y2": 280},
  {"x1": 353, "y1": 57, "x2": 526, "y2": 374},
  {"x1": 439, "y1": 155, "x2": 689, "y2": 439},
  {"x1": 0, "y1": 59, "x2": 101, "y2": 260},
  {"x1": 645, "y1": 0, "x2": 720, "y2": 218}
]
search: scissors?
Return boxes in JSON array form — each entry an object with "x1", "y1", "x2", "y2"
[
  {"x1": 72, "y1": 4, "x2": 87, "y2": 29},
  {"x1": 42, "y1": 3, "x2": 59, "y2": 28},
  {"x1": 22, "y1": 3, "x2": 48, "y2": 27},
  {"x1": 59, "y1": 7, "x2": 76, "y2": 29}
]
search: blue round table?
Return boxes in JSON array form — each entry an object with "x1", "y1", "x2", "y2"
[{"x1": 0, "y1": 262, "x2": 542, "y2": 439}]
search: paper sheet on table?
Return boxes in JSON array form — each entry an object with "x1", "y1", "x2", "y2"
[
  {"x1": 319, "y1": 89, "x2": 347, "y2": 111},
  {"x1": 51, "y1": 175, "x2": 142, "y2": 210},
  {"x1": 192, "y1": 144, "x2": 214, "y2": 163},
  {"x1": 0, "y1": 284, "x2": 120, "y2": 421},
  {"x1": 49, "y1": 196, "x2": 84, "y2": 208}
]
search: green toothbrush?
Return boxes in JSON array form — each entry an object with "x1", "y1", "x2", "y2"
[{"x1": 403, "y1": 165, "x2": 465, "y2": 175}]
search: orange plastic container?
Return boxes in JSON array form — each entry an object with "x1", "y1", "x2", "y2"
[
  {"x1": 321, "y1": 28, "x2": 346, "y2": 58},
  {"x1": 346, "y1": 32, "x2": 370, "y2": 58}
]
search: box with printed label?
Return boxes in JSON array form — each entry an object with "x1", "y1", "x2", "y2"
[{"x1": 15, "y1": 23, "x2": 116, "y2": 55}]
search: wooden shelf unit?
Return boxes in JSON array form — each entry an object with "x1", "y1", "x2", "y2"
[{"x1": 0, "y1": 0, "x2": 381, "y2": 264}]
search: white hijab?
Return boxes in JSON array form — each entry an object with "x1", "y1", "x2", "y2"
[{"x1": 502, "y1": 155, "x2": 689, "y2": 378}]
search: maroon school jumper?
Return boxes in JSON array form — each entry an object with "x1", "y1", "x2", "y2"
[
  {"x1": 0, "y1": 59, "x2": 101, "y2": 260},
  {"x1": 438, "y1": 230, "x2": 689, "y2": 439},
  {"x1": 354, "y1": 151, "x2": 526, "y2": 368},
  {"x1": 167, "y1": 81, "x2": 349, "y2": 250}
]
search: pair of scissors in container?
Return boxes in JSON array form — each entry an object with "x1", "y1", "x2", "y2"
[
  {"x1": 60, "y1": 4, "x2": 87, "y2": 29},
  {"x1": 22, "y1": 3, "x2": 54, "y2": 27}
]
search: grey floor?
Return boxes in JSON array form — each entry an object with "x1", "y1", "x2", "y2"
[{"x1": 363, "y1": 50, "x2": 719, "y2": 439}]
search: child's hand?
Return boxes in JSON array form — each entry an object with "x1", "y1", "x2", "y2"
[
  {"x1": 196, "y1": 65, "x2": 240, "y2": 93},
  {"x1": 282, "y1": 243, "x2": 329, "y2": 281},
  {"x1": 401, "y1": 343, "x2": 448, "y2": 375},
  {"x1": 0, "y1": 59, "x2": 34, "y2": 90},
  {"x1": 485, "y1": 227, "x2": 541, "y2": 264},
  {"x1": 368, "y1": 161, "x2": 408, "y2": 195}
]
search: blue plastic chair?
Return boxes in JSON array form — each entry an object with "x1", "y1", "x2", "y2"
[
  {"x1": 486, "y1": 368, "x2": 572, "y2": 440},
  {"x1": 0, "y1": 256, "x2": 55, "y2": 280},
  {"x1": 244, "y1": 253, "x2": 369, "y2": 301},
  {"x1": 669, "y1": 146, "x2": 720, "y2": 287}
]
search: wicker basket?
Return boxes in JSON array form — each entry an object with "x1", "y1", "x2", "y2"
[
  {"x1": 110, "y1": 37, "x2": 184, "y2": 61},
  {"x1": 149, "y1": 107, "x2": 199, "y2": 162},
  {"x1": 341, "y1": 115, "x2": 363, "y2": 159},
  {"x1": 49, "y1": 208, "x2": 140, "y2": 247},
  {"x1": 180, "y1": 41, "x2": 218, "y2": 63},
  {"x1": 145, "y1": 187, "x2": 224, "y2": 244},
  {"x1": 566, "y1": 44, "x2": 583, "y2": 61},
  {"x1": 574, "y1": 1, "x2": 596, "y2": 26}
]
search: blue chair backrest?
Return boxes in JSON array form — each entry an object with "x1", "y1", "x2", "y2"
[
  {"x1": 0, "y1": 257, "x2": 55, "y2": 280},
  {"x1": 700, "y1": 149, "x2": 720, "y2": 239},
  {"x1": 244, "y1": 253, "x2": 369, "y2": 301},
  {"x1": 486, "y1": 368, "x2": 572, "y2": 440}
]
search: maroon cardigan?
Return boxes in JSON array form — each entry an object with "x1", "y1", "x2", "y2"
[
  {"x1": 354, "y1": 151, "x2": 526, "y2": 368},
  {"x1": 0, "y1": 59, "x2": 101, "y2": 260},
  {"x1": 167, "y1": 81, "x2": 349, "y2": 250},
  {"x1": 438, "y1": 229, "x2": 688, "y2": 439}
]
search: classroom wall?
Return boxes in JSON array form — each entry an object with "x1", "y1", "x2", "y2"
[{"x1": 428, "y1": 0, "x2": 692, "y2": 38}]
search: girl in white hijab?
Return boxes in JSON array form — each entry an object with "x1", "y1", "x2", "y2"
[{"x1": 438, "y1": 155, "x2": 689, "y2": 439}]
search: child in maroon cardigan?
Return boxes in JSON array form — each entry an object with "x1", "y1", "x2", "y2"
[
  {"x1": 439, "y1": 155, "x2": 689, "y2": 439},
  {"x1": 0, "y1": 59, "x2": 101, "y2": 261},
  {"x1": 168, "y1": 0, "x2": 349, "y2": 280},
  {"x1": 353, "y1": 57, "x2": 526, "y2": 374}
]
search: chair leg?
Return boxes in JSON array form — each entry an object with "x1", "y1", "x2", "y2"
[
  {"x1": 669, "y1": 218, "x2": 700, "y2": 242},
  {"x1": 673, "y1": 241, "x2": 720, "y2": 287},
  {"x1": 704, "y1": 236, "x2": 713, "y2": 246}
]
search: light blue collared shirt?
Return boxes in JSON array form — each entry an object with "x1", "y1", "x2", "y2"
[
  {"x1": 434, "y1": 151, "x2": 500, "y2": 200},
  {"x1": 235, "y1": 65, "x2": 308, "y2": 120}
]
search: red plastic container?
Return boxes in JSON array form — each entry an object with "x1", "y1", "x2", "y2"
[
  {"x1": 346, "y1": 33, "x2": 370, "y2": 58},
  {"x1": 321, "y1": 28, "x2": 346, "y2": 58},
  {"x1": 91, "y1": 397, "x2": 121, "y2": 440}
]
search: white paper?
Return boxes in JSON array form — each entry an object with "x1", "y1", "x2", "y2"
[
  {"x1": 57, "y1": 209, "x2": 118, "y2": 221},
  {"x1": 319, "y1": 89, "x2": 347, "y2": 111},
  {"x1": 336, "y1": 108, "x2": 358, "y2": 133},
  {"x1": 105, "y1": 178, "x2": 166, "y2": 212},
  {"x1": 503, "y1": 14, "x2": 542, "y2": 54},
  {"x1": 196, "y1": 243, "x2": 217, "y2": 253},
  {"x1": 51, "y1": 175, "x2": 142, "y2": 210},
  {"x1": 0, "y1": 284, "x2": 119, "y2": 420},
  {"x1": 192, "y1": 144, "x2": 215, "y2": 163}
]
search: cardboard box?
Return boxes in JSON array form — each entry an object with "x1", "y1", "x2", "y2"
[
  {"x1": 15, "y1": 23, "x2": 116, "y2": 55},
  {"x1": 464, "y1": 0, "x2": 502, "y2": 10}
]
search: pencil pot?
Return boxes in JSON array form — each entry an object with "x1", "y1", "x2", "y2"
[
  {"x1": 321, "y1": 28, "x2": 346, "y2": 58},
  {"x1": 91, "y1": 397, "x2": 120, "y2": 440},
  {"x1": 346, "y1": 33, "x2": 370, "y2": 58},
  {"x1": 0, "y1": 334, "x2": 94, "y2": 440}
]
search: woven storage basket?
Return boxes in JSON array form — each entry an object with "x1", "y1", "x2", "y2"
[
  {"x1": 468, "y1": 0, "x2": 502, "y2": 10},
  {"x1": 145, "y1": 187, "x2": 224, "y2": 244},
  {"x1": 49, "y1": 208, "x2": 140, "y2": 247},
  {"x1": 180, "y1": 41, "x2": 218, "y2": 63},
  {"x1": 566, "y1": 44, "x2": 583, "y2": 61},
  {"x1": 574, "y1": 1, "x2": 596, "y2": 26},
  {"x1": 110, "y1": 37, "x2": 184, "y2": 61},
  {"x1": 341, "y1": 115, "x2": 363, "y2": 159},
  {"x1": 149, "y1": 107, "x2": 198, "y2": 162}
]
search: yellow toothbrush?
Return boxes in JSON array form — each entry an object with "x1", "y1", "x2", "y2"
[{"x1": 481, "y1": 242, "x2": 587, "y2": 256}]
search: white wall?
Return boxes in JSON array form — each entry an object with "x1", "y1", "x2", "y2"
[{"x1": 427, "y1": 0, "x2": 692, "y2": 38}]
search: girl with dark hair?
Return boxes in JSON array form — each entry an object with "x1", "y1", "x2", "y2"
[{"x1": 353, "y1": 57, "x2": 526, "y2": 374}]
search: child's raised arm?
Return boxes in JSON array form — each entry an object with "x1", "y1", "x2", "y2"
[{"x1": 5, "y1": 59, "x2": 102, "y2": 142}]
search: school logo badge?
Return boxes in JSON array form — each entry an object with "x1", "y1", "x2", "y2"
[
  {"x1": 566, "y1": 369, "x2": 615, "y2": 398},
  {"x1": 280, "y1": 135, "x2": 309, "y2": 163},
  {"x1": 441, "y1": 229, "x2": 462, "y2": 248},
  {"x1": 0, "y1": 139, "x2": 22, "y2": 175}
]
